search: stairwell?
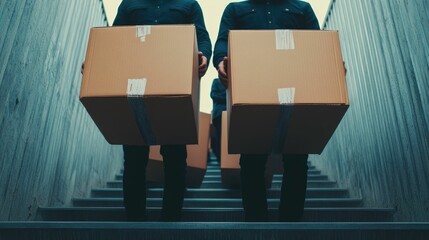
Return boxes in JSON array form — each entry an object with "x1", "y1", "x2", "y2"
[{"x1": 1, "y1": 154, "x2": 428, "y2": 239}]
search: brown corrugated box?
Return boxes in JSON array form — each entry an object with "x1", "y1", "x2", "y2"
[
  {"x1": 80, "y1": 25, "x2": 199, "y2": 145},
  {"x1": 146, "y1": 112, "x2": 210, "y2": 188},
  {"x1": 227, "y1": 30, "x2": 349, "y2": 154},
  {"x1": 221, "y1": 112, "x2": 274, "y2": 188}
]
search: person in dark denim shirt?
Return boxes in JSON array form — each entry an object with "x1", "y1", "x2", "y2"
[
  {"x1": 112, "y1": 0, "x2": 212, "y2": 222},
  {"x1": 211, "y1": 0, "x2": 319, "y2": 222}
]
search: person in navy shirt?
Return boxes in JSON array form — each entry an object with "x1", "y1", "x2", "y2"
[
  {"x1": 212, "y1": 0, "x2": 319, "y2": 222},
  {"x1": 113, "y1": 0, "x2": 212, "y2": 221}
]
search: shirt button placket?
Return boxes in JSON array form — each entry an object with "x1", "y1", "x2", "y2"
[
  {"x1": 155, "y1": 1, "x2": 161, "y2": 24},
  {"x1": 266, "y1": 2, "x2": 272, "y2": 25}
]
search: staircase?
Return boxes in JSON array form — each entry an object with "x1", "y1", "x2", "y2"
[
  {"x1": 38, "y1": 156, "x2": 395, "y2": 222},
  {"x1": 1, "y1": 155, "x2": 428, "y2": 239}
]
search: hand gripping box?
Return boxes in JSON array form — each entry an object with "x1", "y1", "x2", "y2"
[
  {"x1": 227, "y1": 30, "x2": 349, "y2": 154},
  {"x1": 80, "y1": 25, "x2": 199, "y2": 145}
]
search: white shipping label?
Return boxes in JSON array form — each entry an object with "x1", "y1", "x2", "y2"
[
  {"x1": 127, "y1": 79, "x2": 147, "y2": 97},
  {"x1": 275, "y1": 30, "x2": 295, "y2": 50},
  {"x1": 278, "y1": 88, "x2": 295, "y2": 104},
  {"x1": 136, "y1": 25, "x2": 151, "y2": 42}
]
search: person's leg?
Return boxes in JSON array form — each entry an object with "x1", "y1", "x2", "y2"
[
  {"x1": 211, "y1": 116, "x2": 222, "y2": 161},
  {"x1": 160, "y1": 144, "x2": 187, "y2": 221},
  {"x1": 240, "y1": 154, "x2": 269, "y2": 221},
  {"x1": 122, "y1": 145, "x2": 150, "y2": 221},
  {"x1": 279, "y1": 154, "x2": 309, "y2": 222}
]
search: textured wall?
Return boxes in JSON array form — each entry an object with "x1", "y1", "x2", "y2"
[
  {"x1": 311, "y1": 0, "x2": 429, "y2": 221},
  {"x1": 0, "y1": 0, "x2": 123, "y2": 220}
]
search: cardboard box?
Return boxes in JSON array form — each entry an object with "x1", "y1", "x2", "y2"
[
  {"x1": 221, "y1": 112, "x2": 274, "y2": 188},
  {"x1": 80, "y1": 25, "x2": 199, "y2": 145},
  {"x1": 146, "y1": 112, "x2": 211, "y2": 188},
  {"x1": 227, "y1": 30, "x2": 349, "y2": 154}
]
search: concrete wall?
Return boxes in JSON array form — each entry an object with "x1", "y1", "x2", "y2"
[
  {"x1": 311, "y1": 0, "x2": 429, "y2": 221},
  {"x1": 0, "y1": 0, "x2": 123, "y2": 220}
]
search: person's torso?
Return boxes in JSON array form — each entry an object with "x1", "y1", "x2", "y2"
[
  {"x1": 119, "y1": 0, "x2": 195, "y2": 25},
  {"x1": 231, "y1": 0, "x2": 312, "y2": 30}
]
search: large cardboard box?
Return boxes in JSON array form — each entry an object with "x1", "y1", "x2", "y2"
[
  {"x1": 221, "y1": 112, "x2": 274, "y2": 188},
  {"x1": 147, "y1": 112, "x2": 211, "y2": 188},
  {"x1": 227, "y1": 30, "x2": 349, "y2": 154},
  {"x1": 80, "y1": 25, "x2": 199, "y2": 145}
]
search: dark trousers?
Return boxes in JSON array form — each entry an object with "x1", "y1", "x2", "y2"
[
  {"x1": 211, "y1": 116, "x2": 222, "y2": 161},
  {"x1": 240, "y1": 154, "x2": 308, "y2": 222},
  {"x1": 122, "y1": 145, "x2": 187, "y2": 221}
]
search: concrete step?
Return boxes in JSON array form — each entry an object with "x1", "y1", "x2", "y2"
[
  {"x1": 208, "y1": 174, "x2": 329, "y2": 181},
  {"x1": 38, "y1": 207, "x2": 395, "y2": 222},
  {"x1": 4, "y1": 222, "x2": 428, "y2": 240},
  {"x1": 120, "y1": 164, "x2": 316, "y2": 174},
  {"x1": 204, "y1": 169, "x2": 322, "y2": 176},
  {"x1": 207, "y1": 159, "x2": 316, "y2": 166},
  {"x1": 72, "y1": 198, "x2": 363, "y2": 208},
  {"x1": 114, "y1": 174, "x2": 329, "y2": 181},
  {"x1": 106, "y1": 180, "x2": 338, "y2": 189},
  {"x1": 91, "y1": 188, "x2": 349, "y2": 199},
  {"x1": 117, "y1": 168, "x2": 321, "y2": 176}
]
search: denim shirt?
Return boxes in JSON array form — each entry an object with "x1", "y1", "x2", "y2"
[
  {"x1": 213, "y1": 0, "x2": 320, "y2": 69},
  {"x1": 210, "y1": 78, "x2": 227, "y2": 120},
  {"x1": 113, "y1": 0, "x2": 212, "y2": 62},
  {"x1": 211, "y1": 0, "x2": 320, "y2": 119}
]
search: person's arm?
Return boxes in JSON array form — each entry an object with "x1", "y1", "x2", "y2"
[
  {"x1": 191, "y1": 1, "x2": 212, "y2": 78},
  {"x1": 210, "y1": 78, "x2": 227, "y2": 104},
  {"x1": 213, "y1": 4, "x2": 235, "y2": 88},
  {"x1": 213, "y1": 3, "x2": 235, "y2": 70},
  {"x1": 302, "y1": 3, "x2": 320, "y2": 30}
]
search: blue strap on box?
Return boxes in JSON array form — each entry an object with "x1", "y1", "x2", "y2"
[
  {"x1": 127, "y1": 97, "x2": 156, "y2": 145},
  {"x1": 271, "y1": 105, "x2": 294, "y2": 155},
  {"x1": 271, "y1": 87, "x2": 296, "y2": 155},
  {"x1": 127, "y1": 78, "x2": 156, "y2": 145}
]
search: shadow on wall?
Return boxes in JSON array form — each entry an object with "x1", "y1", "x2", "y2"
[
  {"x1": 0, "y1": 0, "x2": 122, "y2": 220},
  {"x1": 312, "y1": 0, "x2": 429, "y2": 221}
]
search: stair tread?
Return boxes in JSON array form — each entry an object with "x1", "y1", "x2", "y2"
[
  {"x1": 106, "y1": 180, "x2": 338, "y2": 189},
  {"x1": 40, "y1": 206, "x2": 396, "y2": 211},
  {"x1": 93, "y1": 188, "x2": 348, "y2": 192},
  {"x1": 5, "y1": 222, "x2": 429, "y2": 240},
  {"x1": 74, "y1": 197, "x2": 362, "y2": 202},
  {"x1": 4, "y1": 222, "x2": 427, "y2": 230},
  {"x1": 116, "y1": 171, "x2": 323, "y2": 177},
  {"x1": 107, "y1": 180, "x2": 337, "y2": 184},
  {"x1": 38, "y1": 206, "x2": 395, "y2": 222}
]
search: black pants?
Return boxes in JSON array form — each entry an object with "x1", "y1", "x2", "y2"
[
  {"x1": 211, "y1": 116, "x2": 222, "y2": 161},
  {"x1": 122, "y1": 145, "x2": 187, "y2": 221},
  {"x1": 240, "y1": 154, "x2": 308, "y2": 222}
]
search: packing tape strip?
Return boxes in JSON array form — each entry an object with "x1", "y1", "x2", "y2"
[
  {"x1": 127, "y1": 79, "x2": 147, "y2": 97},
  {"x1": 275, "y1": 30, "x2": 295, "y2": 50},
  {"x1": 271, "y1": 88, "x2": 296, "y2": 154},
  {"x1": 278, "y1": 88, "x2": 295, "y2": 104},
  {"x1": 136, "y1": 25, "x2": 151, "y2": 42},
  {"x1": 127, "y1": 79, "x2": 156, "y2": 145}
]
